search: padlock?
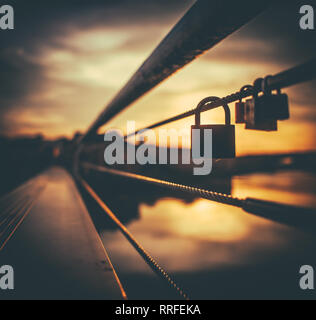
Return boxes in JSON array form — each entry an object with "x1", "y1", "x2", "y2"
[
  {"x1": 244, "y1": 77, "x2": 289, "y2": 131},
  {"x1": 235, "y1": 101, "x2": 245, "y2": 124},
  {"x1": 191, "y1": 97, "x2": 236, "y2": 159},
  {"x1": 258, "y1": 90, "x2": 289, "y2": 120},
  {"x1": 261, "y1": 76, "x2": 289, "y2": 121},
  {"x1": 245, "y1": 97, "x2": 278, "y2": 131},
  {"x1": 235, "y1": 85, "x2": 252, "y2": 124}
]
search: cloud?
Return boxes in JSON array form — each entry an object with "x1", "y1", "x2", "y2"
[
  {"x1": 0, "y1": 0, "x2": 193, "y2": 136},
  {"x1": 202, "y1": 1, "x2": 316, "y2": 67},
  {"x1": 0, "y1": 0, "x2": 315, "y2": 155}
]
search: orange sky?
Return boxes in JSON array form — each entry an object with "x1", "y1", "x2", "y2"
[{"x1": 2, "y1": 2, "x2": 315, "y2": 156}]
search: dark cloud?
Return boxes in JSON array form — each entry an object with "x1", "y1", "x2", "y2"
[
  {"x1": 0, "y1": 0, "x2": 315, "y2": 136},
  {"x1": 3, "y1": 0, "x2": 194, "y2": 49},
  {"x1": 0, "y1": 0, "x2": 194, "y2": 134},
  {"x1": 0, "y1": 48, "x2": 44, "y2": 107},
  {"x1": 203, "y1": 0, "x2": 316, "y2": 66}
]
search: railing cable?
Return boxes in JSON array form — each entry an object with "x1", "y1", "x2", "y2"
[
  {"x1": 78, "y1": 176, "x2": 190, "y2": 300},
  {"x1": 78, "y1": 0, "x2": 273, "y2": 144},
  {"x1": 124, "y1": 59, "x2": 316, "y2": 139},
  {"x1": 81, "y1": 162, "x2": 316, "y2": 234}
]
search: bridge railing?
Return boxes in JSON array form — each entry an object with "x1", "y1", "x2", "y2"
[{"x1": 72, "y1": 0, "x2": 316, "y2": 299}]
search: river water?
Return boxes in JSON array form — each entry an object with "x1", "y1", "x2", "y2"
[{"x1": 99, "y1": 170, "x2": 316, "y2": 299}]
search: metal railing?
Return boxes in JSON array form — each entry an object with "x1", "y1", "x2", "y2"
[
  {"x1": 78, "y1": 0, "x2": 273, "y2": 144},
  {"x1": 124, "y1": 59, "x2": 316, "y2": 139},
  {"x1": 73, "y1": 0, "x2": 316, "y2": 299}
]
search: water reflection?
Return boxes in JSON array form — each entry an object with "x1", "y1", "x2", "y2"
[
  {"x1": 93, "y1": 170, "x2": 316, "y2": 299},
  {"x1": 233, "y1": 171, "x2": 316, "y2": 207},
  {"x1": 101, "y1": 198, "x2": 288, "y2": 273}
]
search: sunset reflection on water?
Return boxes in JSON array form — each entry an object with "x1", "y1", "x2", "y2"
[{"x1": 100, "y1": 171, "x2": 315, "y2": 275}]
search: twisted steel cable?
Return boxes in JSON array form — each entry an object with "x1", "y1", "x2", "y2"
[
  {"x1": 124, "y1": 88, "x2": 253, "y2": 139},
  {"x1": 78, "y1": 176, "x2": 190, "y2": 300},
  {"x1": 80, "y1": 162, "x2": 316, "y2": 234},
  {"x1": 121, "y1": 59, "x2": 316, "y2": 140},
  {"x1": 82, "y1": 162, "x2": 243, "y2": 207}
]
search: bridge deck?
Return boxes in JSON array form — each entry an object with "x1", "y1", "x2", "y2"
[{"x1": 0, "y1": 167, "x2": 126, "y2": 299}]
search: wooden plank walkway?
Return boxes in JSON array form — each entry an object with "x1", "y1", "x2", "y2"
[{"x1": 0, "y1": 167, "x2": 126, "y2": 300}]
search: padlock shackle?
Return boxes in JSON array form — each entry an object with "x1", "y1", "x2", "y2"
[
  {"x1": 262, "y1": 75, "x2": 273, "y2": 95},
  {"x1": 252, "y1": 77, "x2": 264, "y2": 98},
  {"x1": 239, "y1": 85, "x2": 253, "y2": 102},
  {"x1": 262, "y1": 75, "x2": 283, "y2": 95},
  {"x1": 195, "y1": 96, "x2": 231, "y2": 126}
]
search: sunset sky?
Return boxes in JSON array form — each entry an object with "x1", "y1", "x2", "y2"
[{"x1": 0, "y1": 0, "x2": 315, "y2": 155}]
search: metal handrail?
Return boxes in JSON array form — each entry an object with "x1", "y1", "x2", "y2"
[
  {"x1": 124, "y1": 59, "x2": 316, "y2": 139},
  {"x1": 78, "y1": 0, "x2": 272, "y2": 144}
]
